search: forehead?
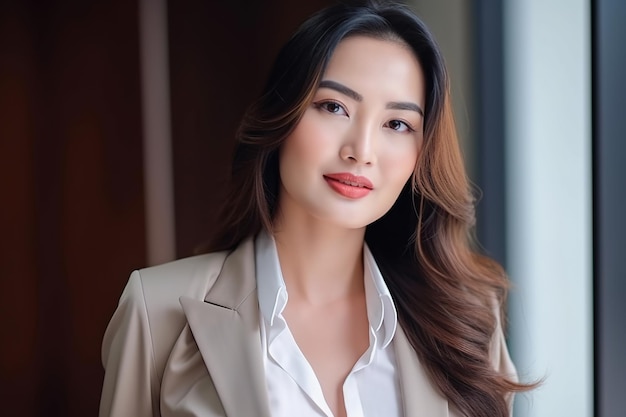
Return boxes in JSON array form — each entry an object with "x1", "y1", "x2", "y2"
[{"x1": 321, "y1": 35, "x2": 425, "y2": 103}]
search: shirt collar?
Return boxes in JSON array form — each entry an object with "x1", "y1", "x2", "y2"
[
  {"x1": 363, "y1": 243, "x2": 398, "y2": 348},
  {"x1": 255, "y1": 229, "x2": 398, "y2": 347},
  {"x1": 255, "y1": 229, "x2": 288, "y2": 327}
]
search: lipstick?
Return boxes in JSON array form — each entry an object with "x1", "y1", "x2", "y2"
[{"x1": 323, "y1": 173, "x2": 373, "y2": 199}]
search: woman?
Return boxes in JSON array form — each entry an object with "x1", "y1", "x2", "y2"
[{"x1": 100, "y1": 1, "x2": 533, "y2": 416}]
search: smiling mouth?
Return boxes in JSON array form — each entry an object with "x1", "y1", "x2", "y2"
[
  {"x1": 323, "y1": 173, "x2": 373, "y2": 199},
  {"x1": 334, "y1": 179, "x2": 370, "y2": 188},
  {"x1": 323, "y1": 173, "x2": 374, "y2": 189}
]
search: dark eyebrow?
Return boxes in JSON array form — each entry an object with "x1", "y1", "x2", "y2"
[
  {"x1": 387, "y1": 101, "x2": 424, "y2": 117},
  {"x1": 318, "y1": 80, "x2": 363, "y2": 102},
  {"x1": 319, "y1": 79, "x2": 424, "y2": 117}
]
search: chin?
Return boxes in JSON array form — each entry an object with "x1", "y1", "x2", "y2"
[{"x1": 322, "y1": 212, "x2": 385, "y2": 230}]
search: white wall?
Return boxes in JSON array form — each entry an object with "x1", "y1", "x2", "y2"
[{"x1": 503, "y1": 1, "x2": 592, "y2": 416}]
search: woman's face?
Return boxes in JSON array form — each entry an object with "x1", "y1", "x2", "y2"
[{"x1": 277, "y1": 35, "x2": 425, "y2": 230}]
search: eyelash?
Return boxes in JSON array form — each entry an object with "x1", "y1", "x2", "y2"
[
  {"x1": 314, "y1": 100, "x2": 416, "y2": 133},
  {"x1": 315, "y1": 100, "x2": 348, "y2": 116},
  {"x1": 386, "y1": 119, "x2": 415, "y2": 133}
]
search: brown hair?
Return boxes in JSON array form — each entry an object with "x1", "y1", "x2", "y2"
[{"x1": 207, "y1": 1, "x2": 535, "y2": 415}]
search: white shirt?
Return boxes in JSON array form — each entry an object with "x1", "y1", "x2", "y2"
[{"x1": 255, "y1": 230, "x2": 403, "y2": 417}]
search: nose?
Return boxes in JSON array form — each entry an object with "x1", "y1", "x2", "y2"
[{"x1": 339, "y1": 122, "x2": 377, "y2": 165}]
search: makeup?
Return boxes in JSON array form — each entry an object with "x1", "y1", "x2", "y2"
[{"x1": 323, "y1": 173, "x2": 373, "y2": 199}]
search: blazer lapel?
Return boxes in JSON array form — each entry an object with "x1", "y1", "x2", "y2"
[
  {"x1": 394, "y1": 326, "x2": 450, "y2": 417},
  {"x1": 180, "y1": 238, "x2": 272, "y2": 417},
  {"x1": 179, "y1": 237, "x2": 450, "y2": 417}
]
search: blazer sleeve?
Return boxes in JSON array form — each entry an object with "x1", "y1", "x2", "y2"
[{"x1": 100, "y1": 271, "x2": 159, "y2": 417}]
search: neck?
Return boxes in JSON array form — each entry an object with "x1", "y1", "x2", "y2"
[{"x1": 272, "y1": 213, "x2": 366, "y2": 305}]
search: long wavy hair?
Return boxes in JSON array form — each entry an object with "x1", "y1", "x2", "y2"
[{"x1": 206, "y1": 1, "x2": 533, "y2": 415}]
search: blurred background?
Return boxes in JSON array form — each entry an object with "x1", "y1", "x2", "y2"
[{"x1": 0, "y1": 0, "x2": 624, "y2": 416}]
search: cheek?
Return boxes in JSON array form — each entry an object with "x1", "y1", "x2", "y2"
[
  {"x1": 280, "y1": 135, "x2": 316, "y2": 174},
  {"x1": 382, "y1": 142, "x2": 420, "y2": 184},
  {"x1": 281, "y1": 116, "x2": 335, "y2": 167},
  {"x1": 279, "y1": 128, "x2": 321, "y2": 182}
]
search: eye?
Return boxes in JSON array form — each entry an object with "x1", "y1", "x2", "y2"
[
  {"x1": 315, "y1": 101, "x2": 348, "y2": 116},
  {"x1": 386, "y1": 119, "x2": 414, "y2": 133}
]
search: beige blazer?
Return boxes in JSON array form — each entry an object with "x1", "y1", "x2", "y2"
[{"x1": 100, "y1": 237, "x2": 516, "y2": 417}]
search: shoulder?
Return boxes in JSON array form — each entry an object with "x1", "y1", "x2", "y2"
[
  {"x1": 136, "y1": 250, "x2": 230, "y2": 302},
  {"x1": 124, "y1": 238, "x2": 256, "y2": 329},
  {"x1": 104, "y1": 249, "x2": 233, "y2": 347},
  {"x1": 136, "y1": 236, "x2": 256, "y2": 290},
  {"x1": 129, "y1": 243, "x2": 256, "y2": 326},
  {"x1": 100, "y1": 245, "x2": 251, "y2": 417},
  {"x1": 113, "y1": 250, "x2": 232, "y2": 322},
  {"x1": 101, "y1": 239, "x2": 255, "y2": 392},
  {"x1": 116, "y1": 236, "x2": 256, "y2": 317}
]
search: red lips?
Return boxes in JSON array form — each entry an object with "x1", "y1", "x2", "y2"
[{"x1": 323, "y1": 173, "x2": 373, "y2": 199}]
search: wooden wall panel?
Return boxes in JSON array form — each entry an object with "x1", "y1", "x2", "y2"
[
  {"x1": 0, "y1": 1, "x2": 344, "y2": 415},
  {"x1": 0, "y1": 4, "x2": 39, "y2": 416},
  {"x1": 0, "y1": 1, "x2": 145, "y2": 416}
]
